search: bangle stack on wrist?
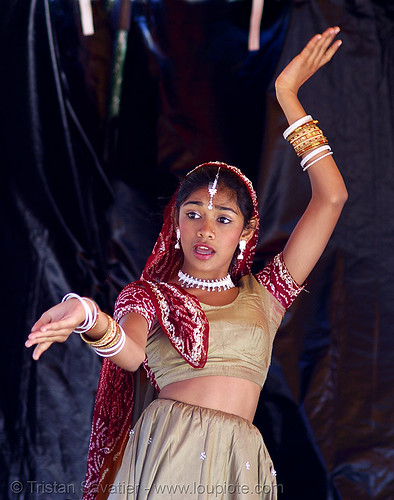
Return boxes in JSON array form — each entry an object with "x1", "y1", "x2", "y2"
[
  {"x1": 62, "y1": 293, "x2": 126, "y2": 357},
  {"x1": 80, "y1": 313, "x2": 126, "y2": 358},
  {"x1": 283, "y1": 115, "x2": 333, "y2": 171},
  {"x1": 62, "y1": 293, "x2": 99, "y2": 333}
]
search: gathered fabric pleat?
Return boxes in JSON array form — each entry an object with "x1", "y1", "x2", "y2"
[{"x1": 109, "y1": 398, "x2": 278, "y2": 500}]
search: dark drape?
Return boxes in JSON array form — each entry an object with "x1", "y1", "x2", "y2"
[{"x1": 1, "y1": 0, "x2": 393, "y2": 499}]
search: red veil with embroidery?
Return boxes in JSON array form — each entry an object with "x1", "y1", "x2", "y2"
[{"x1": 82, "y1": 162, "x2": 274, "y2": 500}]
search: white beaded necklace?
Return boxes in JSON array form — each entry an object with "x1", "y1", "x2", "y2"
[{"x1": 178, "y1": 269, "x2": 235, "y2": 292}]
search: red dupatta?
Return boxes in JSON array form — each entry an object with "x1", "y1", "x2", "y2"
[{"x1": 82, "y1": 162, "x2": 260, "y2": 500}]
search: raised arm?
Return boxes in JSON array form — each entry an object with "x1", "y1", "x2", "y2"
[
  {"x1": 25, "y1": 297, "x2": 147, "y2": 371},
  {"x1": 275, "y1": 26, "x2": 348, "y2": 285}
]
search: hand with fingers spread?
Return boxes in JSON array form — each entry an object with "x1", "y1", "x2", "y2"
[
  {"x1": 25, "y1": 299, "x2": 86, "y2": 361},
  {"x1": 275, "y1": 26, "x2": 342, "y2": 97},
  {"x1": 26, "y1": 293, "x2": 147, "y2": 372}
]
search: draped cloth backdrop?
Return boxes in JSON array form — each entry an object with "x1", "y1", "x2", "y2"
[{"x1": 1, "y1": 1, "x2": 393, "y2": 499}]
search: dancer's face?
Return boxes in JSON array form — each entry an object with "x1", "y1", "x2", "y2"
[{"x1": 177, "y1": 186, "x2": 253, "y2": 279}]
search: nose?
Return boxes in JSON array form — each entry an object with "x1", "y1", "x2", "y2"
[{"x1": 197, "y1": 219, "x2": 215, "y2": 239}]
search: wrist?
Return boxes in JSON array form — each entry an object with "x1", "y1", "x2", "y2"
[
  {"x1": 275, "y1": 88, "x2": 306, "y2": 126},
  {"x1": 275, "y1": 85, "x2": 298, "y2": 101},
  {"x1": 82, "y1": 312, "x2": 109, "y2": 340},
  {"x1": 62, "y1": 293, "x2": 99, "y2": 334},
  {"x1": 80, "y1": 314, "x2": 127, "y2": 358}
]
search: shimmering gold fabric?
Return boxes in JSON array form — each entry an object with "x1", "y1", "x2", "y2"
[
  {"x1": 109, "y1": 399, "x2": 278, "y2": 499},
  {"x1": 107, "y1": 276, "x2": 285, "y2": 499},
  {"x1": 146, "y1": 275, "x2": 285, "y2": 390}
]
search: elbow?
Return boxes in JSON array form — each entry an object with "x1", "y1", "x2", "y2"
[
  {"x1": 315, "y1": 184, "x2": 348, "y2": 209},
  {"x1": 129, "y1": 348, "x2": 146, "y2": 372},
  {"x1": 331, "y1": 186, "x2": 348, "y2": 208},
  {"x1": 311, "y1": 186, "x2": 348, "y2": 215},
  {"x1": 111, "y1": 343, "x2": 146, "y2": 372},
  {"x1": 339, "y1": 184, "x2": 349, "y2": 206}
]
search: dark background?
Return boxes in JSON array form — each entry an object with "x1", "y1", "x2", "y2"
[{"x1": 1, "y1": 0, "x2": 393, "y2": 499}]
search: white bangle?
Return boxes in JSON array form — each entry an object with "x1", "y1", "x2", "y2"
[
  {"x1": 303, "y1": 151, "x2": 333, "y2": 171},
  {"x1": 76, "y1": 298, "x2": 99, "y2": 333},
  {"x1": 283, "y1": 115, "x2": 313, "y2": 140},
  {"x1": 300, "y1": 145, "x2": 332, "y2": 169},
  {"x1": 93, "y1": 325, "x2": 126, "y2": 357},
  {"x1": 62, "y1": 293, "x2": 98, "y2": 333}
]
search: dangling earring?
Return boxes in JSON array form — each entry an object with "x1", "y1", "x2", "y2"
[
  {"x1": 237, "y1": 239, "x2": 247, "y2": 260},
  {"x1": 175, "y1": 228, "x2": 181, "y2": 249}
]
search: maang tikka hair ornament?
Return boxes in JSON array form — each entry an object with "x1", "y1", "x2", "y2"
[{"x1": 207, "y1": 167, "x2": 221, "y2": 210}]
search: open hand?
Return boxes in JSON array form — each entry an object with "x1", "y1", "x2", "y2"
[
  {"x1": 275, "y1": 26, "x2": 342, "y2": 95},
  {"x1": 25, "y1": 299, "x2": 85, "y2": 360}
]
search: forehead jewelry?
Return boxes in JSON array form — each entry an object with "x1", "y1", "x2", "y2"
[{"x1": 207, "y1": 167, "x2": 221, "y2": 210}]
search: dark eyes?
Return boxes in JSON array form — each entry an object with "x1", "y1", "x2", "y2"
[
  {"x1": 186, "y1": 212, "x2": 231, "y2": 224},
  {"x1": 186, "y1": 212, "x2": 200, "y2": 220},
  {"x1": 217, "y1": 216, "x2": 231, "y2": 224}
]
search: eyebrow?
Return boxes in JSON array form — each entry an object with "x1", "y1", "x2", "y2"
[{"x1": 183, "y1": 200, "x2": 238, "y2": 215}]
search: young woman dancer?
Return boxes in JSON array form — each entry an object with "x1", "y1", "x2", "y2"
[{"x1": 26, "y1": 27, "x2": 347, "y2": 499}]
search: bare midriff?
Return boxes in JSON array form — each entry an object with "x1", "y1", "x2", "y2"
[{"x1": 158, "y1": 375, "x2": 261, "y2": 422}]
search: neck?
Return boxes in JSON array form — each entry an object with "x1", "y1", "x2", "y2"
[{"x1": 177, "y1": 269, "x2": 235, "y2": 292}]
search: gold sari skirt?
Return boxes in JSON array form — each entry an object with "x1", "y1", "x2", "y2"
[{"x1": 108, "y1": 398, "x2": 278, "y2": 499}]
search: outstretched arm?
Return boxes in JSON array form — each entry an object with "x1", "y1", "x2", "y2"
[
  {"x1": 275, "y1": 26, "x2": 348, "y2": 285},
  {"x1": 25, "y1": 298, "x2": 147, "y2": 371}
]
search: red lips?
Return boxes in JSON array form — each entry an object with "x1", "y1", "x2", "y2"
[{"x1": 193, "y1": 244, "x2": 215, "y2": 259}]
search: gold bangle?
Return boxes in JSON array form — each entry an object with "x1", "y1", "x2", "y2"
[
  {"x1": 289, "y1": 125, "x2": 323, "y2": 142},
  {"x1": 91, "y1": 317, "x2": 118, "y2": 348},
  {"x1": 287, "y1": 119, "x2": 318, "y2": 136},
  {"x1": 286, "y1": 120, "x2": 319, "y2": 142},
  {"x1": 289, "y1": 125, "x2": 322, "y2": 139},
  {"x1": 296, "y1": 139, "x2": 329, "y2": 157},
  {"x1": 290, "y1": 131, "x2": 324, "y2": 148},
  {"x1": 80, "y1": 313, "x2": 116, "y2": 347},
  {"x1": 96, "y1": 324, "x2": 122, "y2": 350},
  {"x1": 294, "y1": 135, "x2": 328, "y2": 151}
]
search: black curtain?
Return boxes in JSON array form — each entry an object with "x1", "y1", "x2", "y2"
[{"x1": 1, "y1": 1, "x2": 393, "y2": 499}]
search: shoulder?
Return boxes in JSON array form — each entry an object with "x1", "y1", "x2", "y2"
[
  {"x1": 114, "y1": 281, "x2": 156, "y2": 329},
  {"x1": 237, "y1": 273, "x2": 286, "y2": 327},
  {"x1": 254, "y1": 252, "x2": 305, "y2": 310}
]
